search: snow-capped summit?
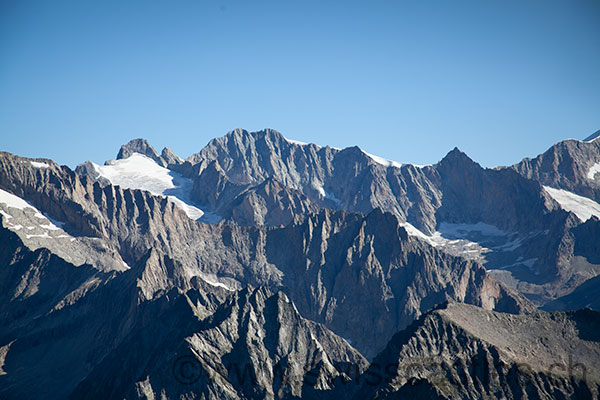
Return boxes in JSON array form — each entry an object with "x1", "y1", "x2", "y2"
[{"x1": 92, "y1": 153, "x2": 204, "y2": 220}]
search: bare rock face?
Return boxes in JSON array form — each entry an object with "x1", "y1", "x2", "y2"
[
  {"x1": 166, "y1": 130, "x2": 599, "y2": 306},
  {"x1": 351, "y1": 302, "x2": 600, "y2": 399},
  {"x1": 183, "y1": 128, "x2": 443, "y2": 232},
  {"x1": 434, "y1": 147, "x2": 559, "y2": 233},
  {"x1": 116, "y1": 139, "x2": 184, "y2": 168},
  {"x1": 267, "y1": 209, "x2": 533, "y2": 358},
  {"x1": 223, "y1": 178, "x2": 320, "y2": 227},
  {"x1": 0, "y1": 151, "x2": 531, "y2": 359},
  {"x1": 117, "y1": 138, "x2": 166, "y2": 166},
  {"x1": 70, "y1": 287, "x2": 367, "y2": 400},
  {"x1": 191, "y1": 162, "x2": 320, "y2": 227},
  {"x1": 161, "y1": 146, "x2": 184, "y2": 165},
  {"x1": 0, "y1": 221, "x2": 364, "y2": 399},
  {"x1": 543, "y1": 274, "x2": 600, "y2": 312},
  {"x1": 510, "y1": 138, "x2": 600, "y2": 203},
  {"x1": 181, "y1": 129, "x2": 561, "y2": 234},
  {"x1": 2, "y1": 130, "x2": 600, "y2": 399}
]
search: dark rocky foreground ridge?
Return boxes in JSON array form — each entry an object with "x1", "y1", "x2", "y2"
[
  {"x1": 353, "y1": 303, "x2": 600, "y2": 399},
  {"x1": 0, "y1": 129, "x2": 599, "y2": 398}
]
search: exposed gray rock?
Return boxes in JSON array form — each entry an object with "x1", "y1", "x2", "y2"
[
  {"x1": 117, "y1": 138, "x2": 166, "y2": 166},
  {"x1": 351, "y1": 302, "x2": 600, "y2": 399},
  {"x1": 69, "y1": 287, "x2": 367, "y2": 400},
  {"x1": 183, "y1": 128, "x2": 443, "y2": 232},
  {"x1": 267, "y1": 208, "x2": 533, "y2": 358},
  {"x1": 74, "y1": 160, "x2": 111, "y2": 185},
  {"x1": 509, "y1": 138, "x2": 600, "y2": 203},
  {"x1": 543, "y1": 217, "x2": 600, "y2": 311},
  {"x1": 161, "y1": 146, "x2": 184, "y2": 165},
  {"x1": 162, "y1": 130, "x2": 595, "y2": 306},
  {"x1": 543, "y1": 274, "x2": 600, "y2": 312},
  {"x1": 3, "y1": 130, "x2": 600, "y2": 399},
  {"x1": 0, "y1": 227, "x2": 366, "y2": 400},
  {"x1": 0, "y1": 151, "x2": 531, "y2": 359}
]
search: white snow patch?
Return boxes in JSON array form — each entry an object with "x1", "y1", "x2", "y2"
[
  {"x1": 282, "y1": 135, "x2": 336, "y2": 149},
  {"x1": 93, "y1": 153, "x2": 204, "y2": 220},
  {"x1": 584, "y1": 131, "x2": 600, "y2": 142},
  {"x1": 500, "y1": 258, "x2": 538, "y2": 272},
  {"x1": 314, "y1": 184, "x2": 341, "y2": 205},
  {"x1": 283, "y1": 136, "x2": 311, "y2": 146},
  {"x1": 361, "y1": 149, "x2": 404, "y2": 169},
  {"x1": 25, "y1": 232, "x2": 51, "y2": 239},
  {"x1": 587, "y1": 162, "x2": 600, "y2": 180},
  {"x1": 402, "y1": 221, "x2": 509, "y2": 248},
  {"x1": 400, "y1": 221, "x2": 528, "y2": 257},
  {"x1": 493, "y1": 237, "x2": 523, "y2": 252},
  {"x1": 0, "y1": 189, "x2": 68, "y2": 234},
  {"x1": 0, "y1": 188, "x2": 35, "y2": 211},
  {"x1": 39, "y1": 223, "x2": 61, "y2": 231},
  {"x1": 400, "y1": 222, "x2": 455, "y2": 248},
  {"x1": 315, "y1": 185, "x2": 326, "y2": 197},
  {"x1": 200, "y1": 276, "x2": 233, "y2": 291},
  {"x1": 544, "y1": 186, "x2": 600, "y2": 222},
  {"x1": 30, "y1": 161, "x2": 49, "y2": 168}
]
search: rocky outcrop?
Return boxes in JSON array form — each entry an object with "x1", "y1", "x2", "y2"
[
  {"x1": 116, "y1": 138, "x2": 184, "y2": 168},
  {"x1": 267, "y1": 209, "x2": 533, "y2": 358},
  {"x1": 0, "y1": 151, "x2": 532, "y2": 358},
  {"x1": 70, "y1": 287, "x2": 367, "y2": 400},
  {"x1": 181, "y1": 129, "x2": 564, "y2": 235},
  {"x1": 510, "y1": 138, "x2": 600, "y2": 203},
  {"x1": 117, "y1": 138, "x2": 166, "y2": 165},
  {"x1": 161, "y1": 146, "x2": 184, "y2": 165},
  {"x1": 0, "y1": 237, "x2": 366, "y2": 400},
  {"x1": 191, "y1": 161, "x2": 320, "y2": 227},
  {"x1": 435, "y1": 147, "x2": 559, "y2": 233},
  {"x1": 222, "y1": 178, "x2": 319, "y2": 227},
  {"x1": 543, "y1": 274, "x2": 600, "y2": 312},
  {"x1": 182, "y1": 128, "x2": 443, "y2": 232},
  {"x1": 3, "y1": 131, "x2": 600, "y2": 399},
  {"x1": 154, "y1": 130, "x2": 590, "y2": 307},
  {"x1": 351, "y1": 302, "x2": 600, "y2": 399}
]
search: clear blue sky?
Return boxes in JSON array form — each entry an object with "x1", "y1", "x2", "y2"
[{"x1": 1, "y1": 0, "x2": 599, "y2": 168}]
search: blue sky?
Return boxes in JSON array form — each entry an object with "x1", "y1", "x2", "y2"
[{"x1": 1, "y1": 0, "x2": 599, "y2": 168}]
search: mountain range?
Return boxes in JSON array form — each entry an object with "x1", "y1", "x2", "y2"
[{"x1": 1, "y1": 128, "x2": 599, "y2": 399}]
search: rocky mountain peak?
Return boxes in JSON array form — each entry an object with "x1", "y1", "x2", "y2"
[
  {"x1": 160, "y1": 146, "x2": 183, "y2": 165},
  {"x1": 116, "y1": 138, "x2": 186, "y2": 168},
  {"x1": 353, "y1": 302, "x2": 600, "y2": 399},
  {"x1": 437, "y1": 146, "x2": 478, "y2": 169},
  {"x1": 117, "y1": 138, "x2": 161, "y2": 161}
]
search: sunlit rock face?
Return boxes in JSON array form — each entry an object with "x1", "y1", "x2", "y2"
[{"x1": 1, "y1": 130, "x2": 600, "y2": 398}]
